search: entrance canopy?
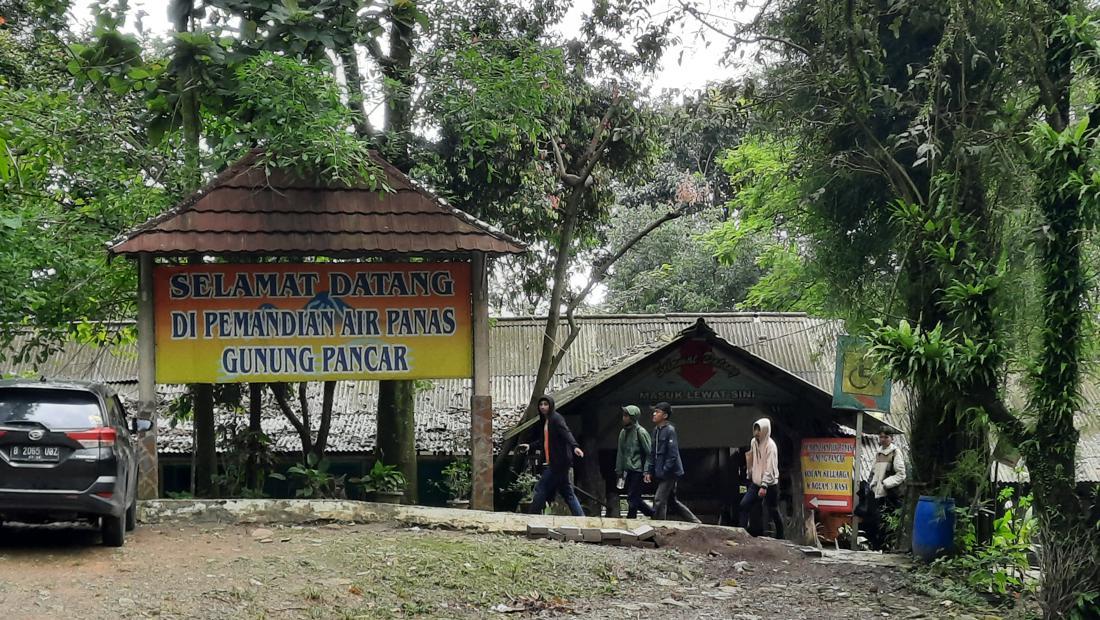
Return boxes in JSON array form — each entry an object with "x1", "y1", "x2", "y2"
[{"x1": 107, "y1": 149, "x2": 521, "y2": 509}]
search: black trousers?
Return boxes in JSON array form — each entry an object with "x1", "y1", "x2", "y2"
[
  {"x1": 623, "y1": 470, "x2": 654, "y2": 518},
  {"x1": 654, "y1": 478, "x2": 701, "y2": 523},
  {"x1": 867, "y1": 493, "x2": 902, "y2": 549},
  {"x1": 738, "y1": 483, "x2": 784, "y2": 538}
]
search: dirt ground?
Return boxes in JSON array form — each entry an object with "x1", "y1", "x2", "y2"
[{"x1": 0, "y1": 520, "x2": 1016, "y2": 619}]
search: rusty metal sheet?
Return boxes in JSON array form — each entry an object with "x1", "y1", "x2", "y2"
[
  {"x1": 189, "y1": 189, "x2": 442, "y2": 215},
  {"x1": 152, "y1": 211, "x2": 486, "y2": 235},
  {"x1": 109, "y1": 150, "x2": 523, "y2": 257},
  {"x1": 113, "y1": 231, "x2": 522, "y2": 255}
]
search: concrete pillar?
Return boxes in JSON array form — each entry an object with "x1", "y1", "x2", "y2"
[
  {"x1": 137, "y1": 254, "x2": 159, "y2": 499},
  {"x1": 470, "y1": 253, "x2": 493, "y2": 510}
]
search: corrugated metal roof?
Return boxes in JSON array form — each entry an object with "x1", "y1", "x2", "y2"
[
  {"x1": 107, "y1": 150, "x2": 524, "y2": 257},
  {"x1": 4, "y1": 313, "x2": 1097, "y2": 480}
]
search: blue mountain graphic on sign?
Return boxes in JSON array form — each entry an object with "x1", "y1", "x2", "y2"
[
  {"x1": 258, "y1": 303, "x2": 278, "y2": 310},
  {"x1": 304, "y1": 293, "x2": 351, "y2": 311}
]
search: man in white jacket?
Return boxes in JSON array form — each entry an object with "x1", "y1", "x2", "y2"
[
  {"x1": 737, "y1": 418, "x2": 784, "y2": 538},
  {"x1": 868, "y1": 430, "x2": 907, "y2": 548}
]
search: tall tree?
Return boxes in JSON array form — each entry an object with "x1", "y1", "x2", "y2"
[
  {"x1": 663, "y1": 0, "x2": 1098, "y2": 613},
  {"x1": 0, "y1": 1, "x2": 172, "y2": 361}
]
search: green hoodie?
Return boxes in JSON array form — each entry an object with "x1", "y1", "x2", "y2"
[{"x1": 615, "y1": 405, "x2": 652, "y2": 475}]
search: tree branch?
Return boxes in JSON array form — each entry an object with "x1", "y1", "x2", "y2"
[
  {"x1": 270, "y1": 383, "x2": 311, "y2": 459},
  {"x1": 298, "y1": 382, "x2": 311, "y2": 444},
  {"x1": 549, "y1": 136, "x2": 587, "y2": 188},
  {"x1": 550, "y1": 206, "x2": 689, "y2": 369},
  {"x1": 363, "y1": 37, "x2": 396, "y2": 69},
  {"x1": 313, "y1": 380, "x2": 336, "y2": 459},
  {"x1": 679, "y1": 1, "x2": 811, "y2": 57}
]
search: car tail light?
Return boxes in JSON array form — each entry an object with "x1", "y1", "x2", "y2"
[
  {"x1": 66, "y1": 427, "x2": 117, "y2": 448},
  {"x1": 0, "y1": 430, "x2": 6, "y2": 438},
  {"x1": 65, "y1": 427, "x2": 117, "y2": 460}
]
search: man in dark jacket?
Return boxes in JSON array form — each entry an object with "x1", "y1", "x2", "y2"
[
  {"x1": 615, "y1": 405, "x2": 654, "y2": 518},
  {"x1": 644, "y1": 402, "x2": 700, "y2": 523},
  {"x1": 519, "y1": 395, "x2": 585, "y2": 516}
]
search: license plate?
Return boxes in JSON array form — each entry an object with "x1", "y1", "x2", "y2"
[{"x1": 10, "y1": 445, "x2": 61, "y2": 462}]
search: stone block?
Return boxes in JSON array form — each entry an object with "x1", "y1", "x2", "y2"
[
  {"x1": 558, "y1": 526, "x2": 582, "y2": 542},
  {"x1": 581, "y1": 528, "x2": 602, "y2": 543}
]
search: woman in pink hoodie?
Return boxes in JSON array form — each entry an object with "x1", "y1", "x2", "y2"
[{"x1": 737, "y1": 417, "x2": 784, "y2": 538}]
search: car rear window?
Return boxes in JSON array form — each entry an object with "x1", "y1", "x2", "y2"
[{"x1": 0, "y1": 388, "x2": 104, "y2": 430}]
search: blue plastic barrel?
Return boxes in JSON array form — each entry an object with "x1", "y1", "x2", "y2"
[{"x1": 912, "y1": 495, "x2": 956, "y2": 562}]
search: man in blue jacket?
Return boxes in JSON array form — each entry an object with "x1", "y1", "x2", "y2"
[
  {"x1": 519, "y1": 395, "x2": 585, "y2": 516},
  {"x1": 644, "y1": 402, "x2": 700, "y2": 523}
]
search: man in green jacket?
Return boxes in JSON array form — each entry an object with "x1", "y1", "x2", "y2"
[{"x1": 615, "y1": 405, "x2": 654, "y2": 518}]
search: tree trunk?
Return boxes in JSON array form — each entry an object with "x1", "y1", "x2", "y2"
[
  {"x1": 337, "y1": 43, "x2": 371, "y2": 138},
  {"x1": 246, "y1": 382, "x2": 262, "y2": 490},
  {"x1": 492, "y1": 194, "x2": 581, "y2": 472},
  {"x1": 373, "y1": 2, "x2": 420, "y2": 504},
  {"x1": 191, "y1": 384, "x2": 216, "y2": 497},
  {"x1": 376, "y1": 379, "x2": 417, "y2": 503},
  {"x1": 381, "y1": 2, "x2": 416, "y2": 169},
  {"x1": 172, "y1": 0, "x2": 216, "y2": 498},
  {"x1": 1024, "y1": 3, "x2": 1099, "y2": 614},
  {"x1": 311, "y1": 380, "x2": 337, "y2": 463}
]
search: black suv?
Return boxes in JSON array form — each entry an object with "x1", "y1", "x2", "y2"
[{"x1": 0, "y1": 380, "x2": 151, "y2": 546}]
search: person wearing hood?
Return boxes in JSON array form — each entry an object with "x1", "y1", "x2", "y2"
[
  {"x1": 519, "y1": 395, "x2": 585, "y2": 516},
  {"x1": 644, "y1": 402, "x2": 701, "y2": 523},
  {"x1": 738, "y1": 417, "x2": 784, "y2": 538},
  {"x1": 615, "y1": 405, "x2": 654, "y2": 519}
]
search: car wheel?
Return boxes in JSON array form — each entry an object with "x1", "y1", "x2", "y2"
[
  {"x1": 101, "y1": 513, "x2": 125, "y2": 547},
  {"x1": 125, "y1": 497, "x2": 137, "y2": 532}
]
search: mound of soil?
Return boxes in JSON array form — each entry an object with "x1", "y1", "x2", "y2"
[{"x1": 656, "y1": 525, "x2": 795, "y2": 562}]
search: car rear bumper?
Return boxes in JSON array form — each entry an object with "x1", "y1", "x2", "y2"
[{"x1": 0, "y1": 476, "x2": 125, "y2": 520}]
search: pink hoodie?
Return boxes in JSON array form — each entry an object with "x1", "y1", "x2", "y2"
[{"x1": 750, "y1": 417, "x2": 779, "y2": 487}]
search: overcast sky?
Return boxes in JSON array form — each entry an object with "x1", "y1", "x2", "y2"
[
  {"x1": 70, "y1": 0, "x2": 745, "y2": 95},
  {"x1": 67, "y1": 0, "x2": 748, "y2": 310}
]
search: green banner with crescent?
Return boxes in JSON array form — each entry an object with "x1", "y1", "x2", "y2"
[{"x1": 832, "y1": 335, "x2": 891, "y2": 412}]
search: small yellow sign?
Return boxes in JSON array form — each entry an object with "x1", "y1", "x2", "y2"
[
  {"x1": 841, "y1": 349, "x2": 886, "y2": 397},
  {"x1": 801, "y1": 438, "x2": 856, "y2": 513}
]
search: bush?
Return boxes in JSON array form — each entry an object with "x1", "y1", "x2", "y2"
[
  {"x1": 929, "y1": 488, "x2": 1035, "y2": 603},
  {"x1": 437, "y1": 459, "x2": 472, "y2": 501}
]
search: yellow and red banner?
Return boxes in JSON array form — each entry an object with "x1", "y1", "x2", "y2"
[
  {"x1": 800, "y1": 437, "x2": 856, "y2": 513},
  {"x1": 153, "y1": 263, "x2": 472, "y2": 383}
]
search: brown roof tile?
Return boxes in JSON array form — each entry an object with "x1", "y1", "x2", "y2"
[{"x1": 108, "y1": 150, "x2": 524, "y2": 257}]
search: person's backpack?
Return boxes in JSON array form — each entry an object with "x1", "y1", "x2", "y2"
[{"x1": 854, "y1": 479, "x2": 875, "y2": 519}]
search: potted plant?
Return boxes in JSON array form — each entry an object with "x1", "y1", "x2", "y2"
[
  {"x1": 439, "y1": 459, "x2": 472, "y2": 509},
  {"x1": 354, "y1": 460, "x2": 406, "y2": 504},
  {"x1": 505, "y1": 471, "x2": 540, "y2": 513},
  {"x1": 270, "y1": 453, "x2": 347, "y2": 499}
]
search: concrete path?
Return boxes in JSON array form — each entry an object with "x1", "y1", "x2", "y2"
[{"x1": 139, "y1": 498, "x2": 738, "y2": 537}]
